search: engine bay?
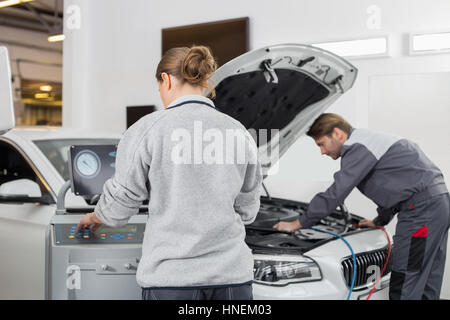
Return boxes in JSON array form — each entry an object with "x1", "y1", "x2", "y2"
[{"x1": 246, "y1": 196, "x2": 362, "y2": 254}]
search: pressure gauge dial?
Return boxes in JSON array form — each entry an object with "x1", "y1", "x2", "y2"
[{"x1": 74, "y1": 150, "x2": 101, "y2": 178}]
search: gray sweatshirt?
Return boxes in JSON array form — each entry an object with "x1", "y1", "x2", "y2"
[
  {"x1": 300, "y1": 128, "x2": 447, "y2": 228},
  {"x1": 94, "y1": 95, "x2": 262, "y2": 288}
]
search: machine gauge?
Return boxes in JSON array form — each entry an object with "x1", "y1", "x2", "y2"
[{"x1": 74, "y1": 150, "x2": 101, "y2": 178}]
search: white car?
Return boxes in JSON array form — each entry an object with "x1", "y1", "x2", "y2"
[{"x1": 0, "y1": 44, "x2": 391, "y2": 300}]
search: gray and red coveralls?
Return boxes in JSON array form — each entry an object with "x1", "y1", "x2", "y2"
[{"x1": 299, "y1": 128, "x2": 450, "y2": 300}]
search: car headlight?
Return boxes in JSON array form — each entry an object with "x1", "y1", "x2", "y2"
[{"x1": 253, "y1": 254, "x2": 322, "y2": 286}]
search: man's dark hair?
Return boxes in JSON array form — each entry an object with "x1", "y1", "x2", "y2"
[{"x1": 306, "y1": 113, "x2": 353, "y2": 139}]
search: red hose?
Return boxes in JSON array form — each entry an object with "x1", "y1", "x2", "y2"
[{"x1": 366, "y1": 226, "x2": 392, "y2": 300}]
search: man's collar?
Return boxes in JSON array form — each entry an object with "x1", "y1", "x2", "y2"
[
  {"x1": 347, "y1": 128, "x2": 354, "y2": 139},
  {"x1": 341, "y1": 128, "x2": 356, "y2": 157}
]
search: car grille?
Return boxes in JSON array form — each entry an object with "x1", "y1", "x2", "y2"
[{"x1": 341, "y1": 247, "x2": 392, "y2": 288}]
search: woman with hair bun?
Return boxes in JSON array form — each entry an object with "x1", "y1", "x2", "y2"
[{"x1": 76, "y1": 45, "x2": 262, "y2": 300}]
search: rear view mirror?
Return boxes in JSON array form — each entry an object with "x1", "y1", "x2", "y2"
[
  {"x1": 0, "y1": 179, "x2": 54, "y2": 205},
  {"x1": 0, "y1": 179, "x2": 42, "y2": 198},
  {"x1": 0, "y1": 47, "x2": 15, "y2": 134}
]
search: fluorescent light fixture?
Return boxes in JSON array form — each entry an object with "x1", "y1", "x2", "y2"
[
  {"x1": 48, "y1": 34, "x2": 65, "y2": 42},
  {"x1": 410, "y1": 32, "x2": 450, "y2": 54},
  {"x1": 0, "y1": 0, "x2": 33, "y2": 9},
  {"x1": 312, "y1": 37, "x2": 388, "y2": 58},
  {"x1": 35, "y1": 93, "x2": 49, "y2": 99},
  {"x1": 40, "y1": 85, "x2": 52, "y2": 92}
]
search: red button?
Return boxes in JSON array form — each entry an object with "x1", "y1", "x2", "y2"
[{"x1": 127, "y1": 236, "x2": 133, "y2": 239}]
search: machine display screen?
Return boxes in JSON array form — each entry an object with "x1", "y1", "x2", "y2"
[
  {"x1": 100, "y1": 226, "x2": 137, "y2": 234},
  {"x1": 68, "y1": 145, "x2": 117, "y2": 196}
]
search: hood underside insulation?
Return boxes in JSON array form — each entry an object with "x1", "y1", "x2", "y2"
[{"x1": 213, "y1": 68, "x2": 330, "y2": 145}]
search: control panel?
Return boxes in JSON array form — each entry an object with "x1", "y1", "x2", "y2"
[{"x1": 54, "y1": 224, "x2": 145, "y2": 244}]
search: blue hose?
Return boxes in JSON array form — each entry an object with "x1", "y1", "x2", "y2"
[{"x1": 311, "y1": 227, "x2": 356, "y2": 300}]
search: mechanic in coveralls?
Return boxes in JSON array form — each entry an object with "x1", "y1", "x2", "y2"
[
  {"x1": 76, "y1": 46, "x2": 262, "y2": 300},
  {"x1": 274, "y1": 113, "x2": 449, "y2": 300}
]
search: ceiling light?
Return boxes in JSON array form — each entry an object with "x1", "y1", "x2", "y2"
[
  {"x1": 0, "y1": 0, "x2": 33, "y2": 9},
  {"x1": 312, "y1": 37, "x2": 388, "y2": 58},
  {"x1": 48, "y1": 34, "x2": 65, "y2": 43},
  {"x1": 35, "y1": 93, "x2": 49, "y2": 99},
  {"x1": 40, "y1": 85, "x2": 52, "y2": 92},
  {"x1": 410, "y1": 32, "x2": 450, "y2": 54}
]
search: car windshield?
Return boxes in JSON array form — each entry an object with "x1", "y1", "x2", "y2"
[{"x1": 33, "y1": 139, "x2": 119, "y2": 181}]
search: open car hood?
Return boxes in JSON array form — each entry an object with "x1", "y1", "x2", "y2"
[{"x1": 211, "y1": 43, "x2": 357, "y2": 176}]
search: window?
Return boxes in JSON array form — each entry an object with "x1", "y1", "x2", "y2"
[
  {"x1": 0, "y1": 140, "x2": 53, "y2": 203},
  {"x1": 33, "y1": 139, "x2": 119, "y2": 181},
  {"x1": 312, "y1": 37, "x2": 389, "y2": 59}
]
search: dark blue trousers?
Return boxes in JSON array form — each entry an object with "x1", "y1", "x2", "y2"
[{"x1": 142, "y1": 283, "x2": 253, "y2": 300}]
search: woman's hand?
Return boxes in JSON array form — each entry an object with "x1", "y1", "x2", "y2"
[
  {"x1": 358, "y1": 218, "x2": 376, "y2": 228},
  {"x1": 273, "y1": 219, "x2": 302, "y2": 232},
  {"x1": 76, "y1": 212, "x2": 103, "y2": 233}
]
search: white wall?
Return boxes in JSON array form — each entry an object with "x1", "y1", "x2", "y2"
[{"x1": 63, "y1": 0, "x2": 450, "y2": 298}]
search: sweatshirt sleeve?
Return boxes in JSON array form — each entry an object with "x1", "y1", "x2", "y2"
[
  {"x1": 94, "y1": 119, "x2": 155, "y2": 227},
  {"x1": 299, "y1": 143, "x2": 378, "y2": 229},
  {"x1": 234, "y1": 133, "x2": 263, "y2": 225},
  {"x1": 373, "y1": 206, "x2": 396, "y2": 226}
]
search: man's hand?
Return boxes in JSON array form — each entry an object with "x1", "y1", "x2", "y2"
[
  {"x1": 358, "y1": 218, "x2": 376, "y2": 228},
  {"x1": 76, "y1": 212, "x2": 103, "y2": 233},
  {"x1": 273, "y1": 219, "x2": 302, "y2": 232}
]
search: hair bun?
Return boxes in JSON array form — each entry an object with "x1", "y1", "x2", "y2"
[{"x1": 181, "y1": 45, "x2": 217, "y2": 85}]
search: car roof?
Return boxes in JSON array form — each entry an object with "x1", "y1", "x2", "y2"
[{"x1": 5, "y1": 126, "x2": 122, "y2": 141}]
